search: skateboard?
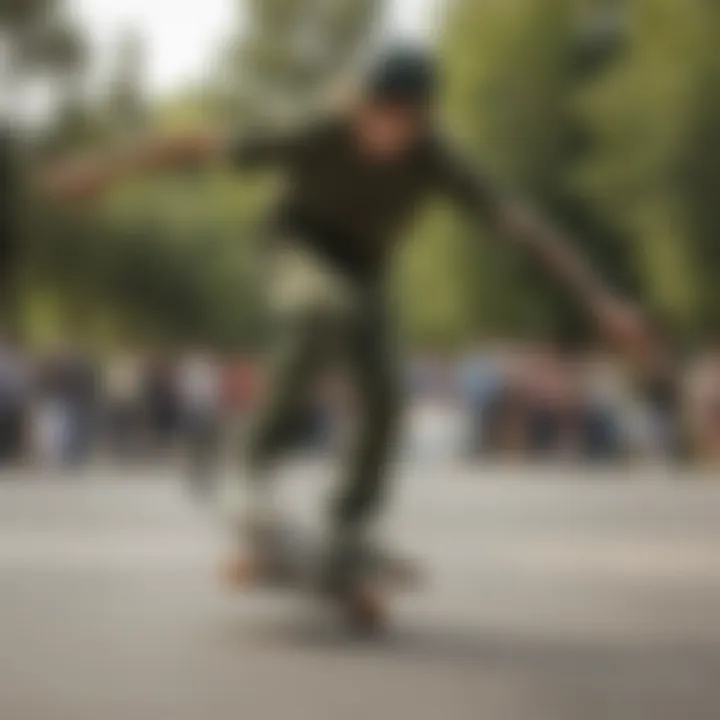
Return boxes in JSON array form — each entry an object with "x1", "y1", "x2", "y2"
[{"x1": 221, "y1": 521, "x2": 421, "y2": 634}]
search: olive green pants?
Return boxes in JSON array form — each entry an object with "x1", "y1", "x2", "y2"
[{"x1": 244, "y1": 241, "x2": 400, "y2": 533}]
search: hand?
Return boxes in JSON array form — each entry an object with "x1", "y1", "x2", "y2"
[
  {"x1": 39, "y1": 155, "x2": 112, "y2": 204},
  {"x1": 591, "y1": 294, "x2": 656, "y2": 359},
  {"x1": 150, "y1": 131, "x2": 222, "y2": 166}
]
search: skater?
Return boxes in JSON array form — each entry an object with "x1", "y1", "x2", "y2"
[{"x1": 41, "y1": 46, "x2": 651, "y2": 606}]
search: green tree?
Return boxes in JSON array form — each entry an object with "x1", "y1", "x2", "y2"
[
  {"x1": 580, "y1": 0, "x2": 720, "y2": 336},
  {"x1": 401, "y1": 0, "x2": 633, "y2": 347},
  {"x1": 1, "y1": 0, "x2": 87, "y2": 335},
  {"x1": 222, "y1": 0, "x2": 380, "y2": 123},
  {"x1": 106, "y1": 26, "x2": 148, "y2": 133},
  {"x1": 1, "y1": 0, "x2": 86, "y2": 112}
]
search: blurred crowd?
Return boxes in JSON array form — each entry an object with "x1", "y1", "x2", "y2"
[
  {"x1": 0, "y1": 339, "x2": 255, "y2": 474},
  {"x1": 3, "y1": 333, "x2": 720, "y2": 471}
]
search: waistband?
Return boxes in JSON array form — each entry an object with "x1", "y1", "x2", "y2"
[{"x1": 275, "y1": 207, "x2": 381, "y2": 284}]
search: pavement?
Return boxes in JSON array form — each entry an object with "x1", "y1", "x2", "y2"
[{"x1": 0, "y1": 462, "x2": 719, "y2": 720}]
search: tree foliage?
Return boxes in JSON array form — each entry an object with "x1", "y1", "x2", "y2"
[
  {"x1": 580, "y1": 0, "x2": 720, "y2": 336},
  {"x1": 12, "y1": 0, "x2": 720, "y2": 351}
]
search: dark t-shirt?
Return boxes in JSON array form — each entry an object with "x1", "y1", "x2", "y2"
[{"x1": 231, "y1": 116, "x2": 501, "y2": 280}]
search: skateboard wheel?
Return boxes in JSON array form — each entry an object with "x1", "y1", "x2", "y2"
[
  {"x1": 219, "y1": 554, "x2": 260, "y2": 589},
  {"x1": 346, "y1": 586, "x2": 387, "y2": 636}
]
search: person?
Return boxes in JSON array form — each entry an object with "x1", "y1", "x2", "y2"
[
  {"x1": 177, "y1": 348, "x2": 223, "y2": 493},
  {"x1": 32, "y1": 344, "x2": 97, "y2": 468},
  {"x1": 580, "y1": 349, "x2": 627, "y2": 461},
  {"x1": 683, "y1": 348, "x2": 720, "y2": 462},
  {"x1": 457, "y1": 342, "x2": 510, "y2": 457},
  {"x1": 40, "y1": 46, "x2": 652, "y2": 597},
  {"x1": 60, "y1": 347, "x2": 99, "y2": 466},
  {"x1": 0, "y1": 332, "x2": 28, "y2": 465},
  {"x1": 103, "y1": 351, "x2": 144, "y2": 462},
  {"x1": 142, "y1": 353, "x2": 181, "y2": 457}
]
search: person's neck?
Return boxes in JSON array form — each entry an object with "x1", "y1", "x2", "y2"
[{"x1": 347, "y1": 116, "x2": 407, "y2": 165}]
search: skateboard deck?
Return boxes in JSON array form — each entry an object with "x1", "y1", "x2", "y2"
[{"x1": 222, "y1": 521, "x2": 421, "y2": 633}]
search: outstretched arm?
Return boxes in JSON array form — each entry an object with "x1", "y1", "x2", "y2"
[
  {"x1": 492, "y1": 199, "x2": 651, "y2": 353},
  {"x1": 492, "y1": 199, "x2": 609, "y2": 310},
  {"x1": 38, "y1": 129, "x2": 225, "y2": 203},
  {"x1": 433, "y1": 140, "x2": 653, "y2": 354},
  {"x1": 38, "y1": 125, "x2": 305, "y2": 204}
]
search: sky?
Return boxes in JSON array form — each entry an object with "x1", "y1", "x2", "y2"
[{"x1": 71, "y1": 0, "x2": 443, "y2": 94}]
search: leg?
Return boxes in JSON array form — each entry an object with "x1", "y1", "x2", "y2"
[
  {"x1": 242, "y1": 239, "x2": 364, "y2": 505},
  {"x1": 334, "y1": 344, "x2": 400, "y2": 531},
  {"x1": 220, "y1": 311, "x2": 331, "y2": 586},
  {"x1": 222, "y1": 241, "x2": 361, "y2": 587},
  {"x1": 325, "y1": 299, "x2": 401, "y2": 591},
  {"x1": 243, "y1": 311, "x2": 330, "y2": 497}
]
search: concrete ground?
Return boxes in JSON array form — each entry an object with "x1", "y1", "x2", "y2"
[{"x1": 0, "y1": 463, "x2": 719, "y2": 720}]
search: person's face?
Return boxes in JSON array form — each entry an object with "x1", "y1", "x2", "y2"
[{"x1": 353, "y1": 101, "x2": 427, "y2": 161}]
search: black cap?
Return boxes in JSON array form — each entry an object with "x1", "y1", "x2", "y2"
[{"x1": 365, "y1": 46, "x2": 438, "y2": 107}]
